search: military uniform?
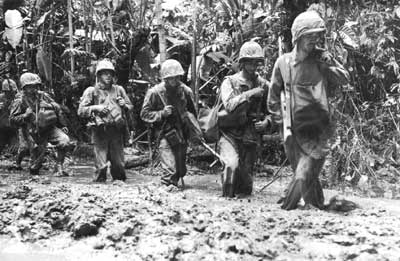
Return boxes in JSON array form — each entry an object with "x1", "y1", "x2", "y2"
[
  {"x1": 219, "y1": 72, "x2": 269, "y2": 197},
  {"x1": 0, "y1": 79, "x2": 17, "y2": 154},
  {"x1": 78, "y1": 60, "x2": 133, "y2": 182},
  {"x1": 9, "y1": 78, "x2": 72, "y2": 176},
  {"x1": 268, "y1": 11, "x2": 350, "y2": 210},
  {"x1": 78, "y1": 84, "x2": 133, "y2": 181},
  {"x1": 141, "y1": 59, "x2": 197, "y2": 186},
  {"x1": 218, "y1": 41, "x2": 270, "y2": 197}
]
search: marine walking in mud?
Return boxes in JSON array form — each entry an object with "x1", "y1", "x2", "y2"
[
  {"x1": 0, "y1": 77, "x2": 30, "y2": 170},
  {"x1": 218, "y1": 41, "x2": 271, "y2": 197},
  {"x1": 9, "y1": 72, "x2": 73, "y2": 176},
  {"x1": 141, "y1": 59, "x2": 198, "y2": 187},
  {"x1": 0, "y1": 77, "x2": 18, "y2": 155},
  {"x1": 78, "y1": 59, "x2": 133, "y2": 182},
  {"x1": 267, "y1": 11, "x2": 350, "y2": 210}
]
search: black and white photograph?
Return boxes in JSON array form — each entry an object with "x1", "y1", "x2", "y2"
[{"x1": 0, "y1": 0, "x2": 399, "y2": 260}]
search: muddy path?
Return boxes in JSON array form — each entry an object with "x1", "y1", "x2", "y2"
[{"x1": 1, "y1": 159, "x2": 400, "y2": 261}]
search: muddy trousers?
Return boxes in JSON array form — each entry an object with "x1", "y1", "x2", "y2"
[
  {"x1": 159, "y1": 138, "x2": 187, "y2": 186},
  {"x1": 29, "y1": 127, "x2": 71, "y2": 175},
  {"x1": 16, "y1": 128, "x2": 33, "y2": 167},
  {"x1": 219, "y1": 135, "x2": 257, "y2": 197},
  {"x1": 281, "y1": 137, "x2": 325, "y2": 210},
  {"x1": 91, "y1": 126, "x2": 126, "y2": 182}
]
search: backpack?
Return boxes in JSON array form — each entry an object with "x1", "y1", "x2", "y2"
[{"x1": 198, "y1": 93, "x2": 222, "y2": 143}]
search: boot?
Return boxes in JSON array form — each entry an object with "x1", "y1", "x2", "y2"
[
  {"x1": 93, "y1": 167, "x2": 107, "y2": 182},
  {"x1": 29, "y1": 167, "x2": 40, "y2": 175},
  {"x1": 54, "y1": 163, "x2": 68, "y2": 176},
  {"x1": 222, "y1": 167, "x2": 235, "y2": 198}
]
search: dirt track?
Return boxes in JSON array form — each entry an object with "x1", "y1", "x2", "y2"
[{"x1": 1, "y1": 160, "x2": 400, "y2": 261}]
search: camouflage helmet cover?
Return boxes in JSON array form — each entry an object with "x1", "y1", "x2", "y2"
[
  {"x1": 291, "y1": 11, "x2": 326, "y2": 44},
  {"x1": 238, "y1": 41, "x2": 264, "y2": 63},
  {"x1": 160, "y1": 59, "x2": 185, "y2": 79},
  {"x1": 20, "y1": 72, "x2": 42, "y2": 89}
]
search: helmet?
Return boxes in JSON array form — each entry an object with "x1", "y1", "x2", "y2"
[
  {"x1": 95, "y1": 59, "x2": 115, "y2": 75},
  {"x1": 20, "y1": 72, "x2": 42, "y2": 89},
  {"x1": 160, "y1": 59, "x2": 185, "y2": 79},
  {"x1": 2, "y1": 79, "x2": 17, "y2": 91},
  {"x1": 291, "y1": 11, "x2": 326, "y2": 44},
  {"x1": 238, "y1": 41, "x2": 264, "y2": 63}
]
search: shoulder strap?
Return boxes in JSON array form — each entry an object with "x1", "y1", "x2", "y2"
[{"x1": 156, "y1": 89, "x2": 167, "y2": 108}]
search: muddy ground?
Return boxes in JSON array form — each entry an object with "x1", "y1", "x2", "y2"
[{"x1": 1, "y1": 154, "x2": 400, "y2": 261}]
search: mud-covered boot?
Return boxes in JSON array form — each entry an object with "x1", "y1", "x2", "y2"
[
  {"x1": 29, "y1": 167, "x2": 40, "y2": 175},
  {"x1": 281, "y1": 179, "x2": 303, "y2": 210},
  {"x1": 222, "y1": 167, "x2": 235, "y2": 198},
  {"x1": 93, "y1": 167, "x2": 107, "y2": 182},
  {"x1": 8, "y1": 162, "x2": 22, "y2": 171},
  {"x1": 54, "y1": 163, "x2": 68, "y2": 177}
]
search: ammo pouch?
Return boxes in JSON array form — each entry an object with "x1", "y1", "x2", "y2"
[
  {"x1": 164, "y1": 128, "x2": 184, "y2": 147},
  {"x1": 37, "y1": 109, "x2": 58, "y2": 130}
]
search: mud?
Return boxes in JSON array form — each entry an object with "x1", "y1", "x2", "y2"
[{"x1": 1, "y1": 160, "x2": 400, "y2": 260}]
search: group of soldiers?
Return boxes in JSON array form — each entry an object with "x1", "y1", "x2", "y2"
[{"x1": 0, "y1": 11, "x2": 349, "y2": 210}]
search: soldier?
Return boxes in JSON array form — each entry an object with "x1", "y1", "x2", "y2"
[
  {"x1": 218, "y1": 41, "x2": 270, "y2": 197},
  {"x1": 267, "y1": 11, "x2": 350, "y2": 210},
  {"x1": 0, "y1": 78, "x2": 18, "y2": 154},
  {"x1": 141, "y1": 59, "x2": 197, "y2": 187},
  {"x1": 78, "y1": 59, "x2": 133, "y2": 182},
  {"x1": 9, "y1": 72, "x2": 73, "y2": 176}
]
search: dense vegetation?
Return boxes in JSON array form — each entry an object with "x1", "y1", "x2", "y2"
[{"x1": 1, "y1": 0, "x2": 400, "y2": 188}]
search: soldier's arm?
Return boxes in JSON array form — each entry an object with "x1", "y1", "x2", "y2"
[
  {"x1": 118, "y1": 86, "x2": 133, "y2": 111},
  {"x1": 140, "y1": 89, "x2": 163, "y2": 123},
  {"x1": 9, "y1": 96, "x2": 30, "y2": 126},
  {"x1": 220, "y1": 77, "x2": 248, "y2": 113},
  {"x1": 267, "y1": 59, "x2": 284, "y2": 125},
  {"x1": 261, "y1": 79, "x2": 272, "y2": 124},
  {"x1": 184, "y1": 86, "x2": 197, "y2": 117},
  {"x1": 320, "y1": 57, "x2": 350, "y2": 88},
  {"x1": 77, "y1": 87, "x2": 96, "y2": 118}
]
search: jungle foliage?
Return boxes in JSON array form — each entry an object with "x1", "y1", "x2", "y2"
[{"x1": 1, "y1": 0, "x2": 400, "y2": 187}]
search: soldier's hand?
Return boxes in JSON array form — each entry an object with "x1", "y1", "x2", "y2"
[
  {"x1": 320, "y1": 51, "x2": 334, "y2": 64},
  {"x1": 255, "y1": 116, "x2": 271, "y2": 132},
  {"x1": 315, "y1": 48, "x2": 335, "y2": 65},
  {"x1": 92, "y1": 105, "x2": 109, "y2": 115},
  {"x1": 161, "y1": 105, "x2": 174, "y2": 118},
  {"x1": 116, "y1": 96, "x2": 126, "y2": 107},
  {"x1": 24, "y1": 107, "x2": 34, "y2": 119}
]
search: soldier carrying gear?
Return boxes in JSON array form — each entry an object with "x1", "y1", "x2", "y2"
[
  {"x1": 78, "y1": 59, "x2": 133, "y2": 182},
  {"x1": 218, "y1": 41, "x2": 270, "y2": 197},
  {"x1": 0, "y1": 77, "x2": 28, "y2": 170},
  {"x1": 0, "y1": 78, "x2": 18, "y2": 156},
  {"x1": 141, "y1": 59, "x2": 198, "y2": 187},
  {"x1": 267, "y1": 11, "x2": 350, "y2": 210},
  {"x1": 9, "y1": 72, "x2": 73, "y2": 176}
]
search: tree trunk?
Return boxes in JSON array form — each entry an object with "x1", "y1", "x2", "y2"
[
  {"x1": 155, "y1": 0, "x2": 166, "y2": 63},
  {"x1": 67, "y1": 0, "x2": 74, "y2": 86},
  {"x1": 191, "y1": 0, "x2": 198, "y2": 111}
]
